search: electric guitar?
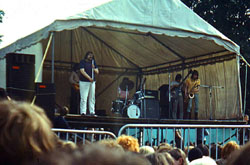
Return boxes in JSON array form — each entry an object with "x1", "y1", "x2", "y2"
[
  {"x1": 72, "y1": 83, "x2": 80, "y2": 91},
  {"x1": 169, "y1": 70, "x2": 193, "y2": 99}
]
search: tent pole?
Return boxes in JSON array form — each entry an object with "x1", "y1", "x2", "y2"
[
  {"x1": 70, "y1": 31, "x2": 73, "y2": 69},
  {"x1": 168, "y1": 73, "x2": 171, "y2": 118},
  {"x1": 237, "y1": 56, "x2": 243, "y2": 119},
  {"x1": 244, "y1": 64, "x2": 248, "y2": 115},
  {"x1": 32, "y1": 33, "x2": 53, "y2": 105},
  {"x1": 51, "y1": 32, "x2": 55, "y2": 83}
]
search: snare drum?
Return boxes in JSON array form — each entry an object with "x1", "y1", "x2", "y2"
[
  {"x1": 126, "y1": 104, "x2": 140, "y2": 119},
  {"x1": 111, "y1": 100, "x2": 124, "y2": 114}
]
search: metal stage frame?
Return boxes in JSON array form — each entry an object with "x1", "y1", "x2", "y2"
[{"x1": 64, "y1": 114, "x2": 246, "y2": 135}]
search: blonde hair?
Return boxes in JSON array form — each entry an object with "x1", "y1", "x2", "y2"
[
  {"x1": 0, "y1": 100, "x2": 56, "y2": 163},
  {"x1": 139, "y1": 146, "x2": 155, "y2": 156},
  {"x1": 221, "y1": 141, "x2": 240, "y2": 159},
  {"x1": 157, "y1": 143, "x2": 173, "y2": 153},
  {"x1": 117, "y1": 135, "x2": 140, "y2": 152},
  {"x1": 98, "y1": 139, "x2": 124, "y2": 152}
]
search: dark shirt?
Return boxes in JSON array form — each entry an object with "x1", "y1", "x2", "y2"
[{"x1": 79, "y1": 59, "x2": 98, "y2": 82}]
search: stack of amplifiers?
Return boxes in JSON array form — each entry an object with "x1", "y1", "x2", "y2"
[
  {"x1": 6, "y1": 53, "x2": 35, "y2": 101},
  {"x1": 35, "y1": 83, "x2": 56, "y2": 122},
  {"x1": 141, "y1": 90, "x2": 160, "y2": 119}
]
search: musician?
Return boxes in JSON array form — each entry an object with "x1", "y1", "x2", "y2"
[
  {"x1": 170, "y1": 74, "x2": 184, "y2": 119},
  {"x1": 185, "y1": 70, "x2": 200, "y2": 119},
  {"x1": 118, "y1": 77, "x2": 132, "y2": 100},
  {"x1": 79, "y1": 51, "x2": 99, "y2": 116},
  {"x1": 69, "y1": 64, "x2": 80, "y2": 114}
]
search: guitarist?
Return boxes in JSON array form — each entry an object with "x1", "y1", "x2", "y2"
[
  {"x1": 170, "y1": 74, "x2": 184, "y2": 119},
  {"x1": 184, "y1": 70, "x2": 200, "y2": 119}
]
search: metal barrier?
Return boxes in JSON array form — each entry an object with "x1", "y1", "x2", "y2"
[
  {"x1": 52, "y1": 128, "x2": 117, "y2": 144},
  {"x1": 118, "y1": 124, "x2": 250, "y2": 159}
]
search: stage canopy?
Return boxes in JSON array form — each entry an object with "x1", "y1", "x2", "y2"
[{"x1": 0, "y1": 0, "x2": 243, "y2": 119}]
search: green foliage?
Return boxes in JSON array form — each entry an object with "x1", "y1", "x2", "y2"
[{"x1": 181, "y1": 0, "x2": 250, "y2": 58}]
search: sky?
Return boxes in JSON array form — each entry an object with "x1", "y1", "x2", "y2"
[{"x1": 0, "y1": 0, "x2": 112, "y2": 48}]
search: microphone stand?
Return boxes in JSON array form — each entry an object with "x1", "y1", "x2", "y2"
[
  {"x1": 92, "y1": 60, "x2": 94, "y2": 82},
  {"x1": 200, "y1": 85, "x2": 224, "y2": 120}
]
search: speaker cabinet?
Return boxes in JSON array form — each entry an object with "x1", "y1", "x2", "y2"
[
  {"x1": 141, "y1": 99, "x2": 160, "y2": 119},
  {"x1": 6, "y1": 53, "x2": 35, "y2": 101},
  {"x1": 35, "y1": 83, "x2": 55, "y2": 122}
]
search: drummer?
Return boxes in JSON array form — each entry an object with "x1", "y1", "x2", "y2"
[{"x1": 118, "y1": 77, "x2": 134, "y2": 101}]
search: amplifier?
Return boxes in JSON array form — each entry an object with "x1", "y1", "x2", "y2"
[{"x1": 144, "y1": 90, "x2": 158, "y2": 100}]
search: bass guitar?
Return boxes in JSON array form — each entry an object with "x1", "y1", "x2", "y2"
[{"x1": 169, "y1": 70, "x2": 193, "y2": 99}]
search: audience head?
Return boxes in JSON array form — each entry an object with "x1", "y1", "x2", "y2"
[
  {"x1": 197, "y1": 144, "x2": 209, "y2": 156},
  {"x1": 38, "y1": 143, "x2": 150, "y2": 165},
  {"x1": 221, "y1": 141, "x2": 240, "y2": 159},
  {"x1": 188, "y1": 147, "x2": 203, "y2": 162},
  {"x1": 227, "y1": 141, "x2": 250, "y2": 165},
  {"x1": 189, "y1": 156, "x2": 217, "y2": 165},
  {"x1": 169, "y1": 148, "x2": 187, "y2": 165},
  {"x1": 146, "y1": 152, "x2": 170, "y2": 165},
  {"x1": 98, "y1": 139, "x2": 124, "y2": 152},
  {"x1": 139, "y1": 146, "x2": 155, "y2": 156},
  {"x1": 117, "y1": 135, "x2": 139, "y2": 152},
  {"x1": 0, "y1": 100, "x2": 56, "y2": 164},
  {"x1": 157, "y1": 143, "x2": 173, "y2": 153}
]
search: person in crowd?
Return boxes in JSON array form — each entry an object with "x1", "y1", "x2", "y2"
[
  {"x1": 157, "y1": 143, "x2": 173, "y2": 153},
  {"x1": 54, "y1": 105, "x2": 70, "y2": 129},
  {"x1": 217, "y1": 141, "x2": 240, "y2": 165},
  {"x1": 188, "y1": 147, "x2": 203, "y2": 163},
  {"x1": 210, "y1": 143, "x2": 222, "y2": 160},
  {"x1": 36, "y1": 144, "x2": 150, "y2": 165},
  {"x1": 69, "y1": 63, "x2": 80, "y2": 114},
  {"x1": 197, "y1": 144, "x2": 209, "y2": 156},
  {"x1": 162, "y1": 152, "x2": 175, "y2": 165},
  {"x1": 139, "y1": 146, "x2": 155, "y2": 156},
  {"x1": 79, "y1": 51, "x2": 99, "y2": 116},
  {"x1": 185, "y1": 70, "x2": 200, "y2": 119},
  {"x1": 169, "y1": 148, "x2": 188, "y2": 165},
  {"x1": 146, "y1": 152, "x2": 171, "y2": 165},
  {"x1": 56, "y1": 139, "x2": 77, "y2": 152},
  {"x1": 117, "y1": 135, "x2": 140, "y2": 153},
  {"x1": 170, "y1": 74, "x2": 184, "y2": 119},
  {"x1": 227, "y1": 141, "x2": 250, "y2": 165},
  {"x1": 98, "y1": 139, "x2": 124, "y2": 152},
  {"x1": 189, "y1": 156, "x2": 217, "y2": 165},
  {"x1": 0, "y1": 100, "x2": 57, "y2": 164}
]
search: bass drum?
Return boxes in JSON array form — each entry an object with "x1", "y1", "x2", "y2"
[{"x1": 126, "y1": 104, "x2": 141, "y2": 119}]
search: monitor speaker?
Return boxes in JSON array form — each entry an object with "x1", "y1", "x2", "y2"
[
  {"x1": 35, "y1": 83, "x2": 55, "y2": 122},
  {"x1": 141, "y1": 99, "x2": 160, "y2": 119},
  {"x1": 6, "y1": 53, "x2": 35, "y2": 101}
]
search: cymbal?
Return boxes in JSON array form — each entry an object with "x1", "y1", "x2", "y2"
[{"x1": 119, "y1": 78, "x2": 134, "y2": 91}]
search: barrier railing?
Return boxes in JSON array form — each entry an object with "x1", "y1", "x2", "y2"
[
  {"x1": 118, "y1": 124, "x2": 250, "y2": 160},
  {"x1": 52, "y1": 128, "x2": 117, "y2": 144}
]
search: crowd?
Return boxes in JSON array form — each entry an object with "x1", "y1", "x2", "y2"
[{"x1": 0, "y1": 100, "x2": 250, "y2": 165}]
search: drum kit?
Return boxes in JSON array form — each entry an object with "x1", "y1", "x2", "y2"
[{"x1": 111, "y1": 78, "x2": 144, "y2": 119}]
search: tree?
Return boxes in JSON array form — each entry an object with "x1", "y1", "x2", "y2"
[
  {"x1": 181, "y1": 0, "x2": 250, "y2": 58},
  {"x1": 0, "y1": 10, "x2": 5, "y2": 42}
]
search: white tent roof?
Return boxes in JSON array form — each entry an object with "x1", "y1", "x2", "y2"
[{"x1": 0, "y1": 0, "x2": 240, "y2": 59}]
